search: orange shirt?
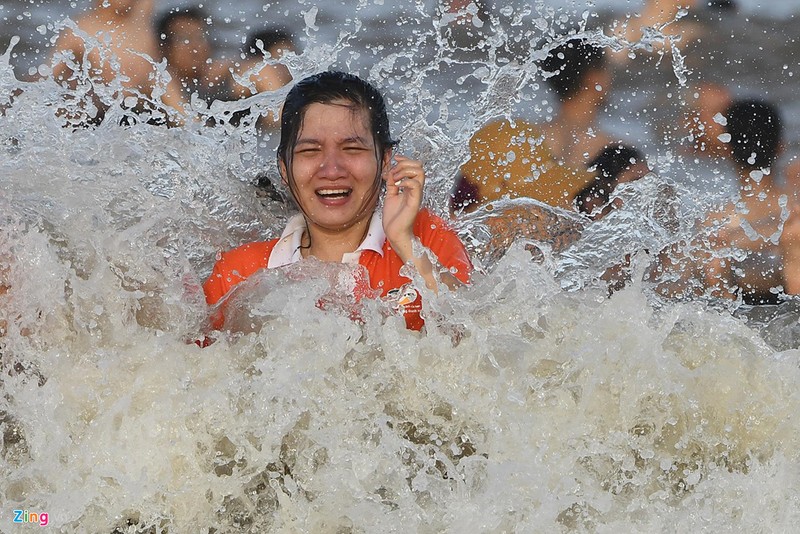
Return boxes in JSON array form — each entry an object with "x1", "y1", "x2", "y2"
[{"x1": 203, "y1": 209, "x2": 471, "y2": 331}]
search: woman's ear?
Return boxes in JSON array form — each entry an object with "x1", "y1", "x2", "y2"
[
  {"x1": 279, "y1": 159, "x2": 289, "y2": 187},
  {"x1": 381, "y1": 150, "x2": 393, "y2": 175}
]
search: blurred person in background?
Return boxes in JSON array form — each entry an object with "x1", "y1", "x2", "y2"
[
  {"x1": 450, "y1": 37, "x2": 612, "y2": 214},
  {"x1": 51, "y1": 0, "x2": 184, "y2": 126},
  {"x1": 778, "y1": 160, "x2": 800, "y2": 295},
  {"x1": 229, "y1": 28, "x2": 297, "y2": 132},
  {"x1": 650, "y1": 99, "x2": 787, "y2": 304},
  {"x1": 574, "y1": 144, "x2": 651, "y2": 220},
  {"x1": 701, "y1": 99, "x2": 786, "y2": 303},
  {"x1": 156, "y1": 6, "x2": 236, "y2": 110}
]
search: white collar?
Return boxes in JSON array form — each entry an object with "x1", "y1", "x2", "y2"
[{"x1": 268, "y1": 212, "x2": 386, "y2": 268}]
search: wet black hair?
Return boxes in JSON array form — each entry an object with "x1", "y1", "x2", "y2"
[
  {"x1": 278, "y1": 71, "x2": 396, "y2": 170},
  {"x1": 706, "y1": 0, "x2": 736, "y2": 10},
  {"x1": 575, "y1": 144, "x2": 644, "y2": 215},
  {"x1": 277, "y1": 71, "x2": 397, "y2": 225},
  {"x1": 538, "y1": 38, "x2": 607, "y2": 99},
  {"x1": 243, "y1": 27, "x2": 296, "y2": 58},
  {"x1": 724, "y1": 99, "x2": 783, "y2": 170},
  {"x1": 155, "y1": 7, "x2": 209, "y2": 50}
]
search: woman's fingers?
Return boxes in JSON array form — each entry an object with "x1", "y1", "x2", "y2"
[{"x1": 386, "y1": 155, "x2": 425, "y2": 188}]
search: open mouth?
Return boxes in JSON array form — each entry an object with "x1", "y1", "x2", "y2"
[{"x1": 316, "y1": 188, "x2": 352, "y2": 200}]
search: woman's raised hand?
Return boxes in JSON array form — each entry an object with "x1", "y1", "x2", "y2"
[{"x1": 382, "y1": 154, "x2": 425, "y2": 261}]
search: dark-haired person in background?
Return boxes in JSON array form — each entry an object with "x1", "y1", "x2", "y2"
[
  {"x1": 779, "y1": 166, "x2": 800, "y2": 295},
  {"x1": 699, "y1": 99, "x2": 787, "y2": 303},
  {"x1": 450, "y1": 37, "x2": 614, "y2": 214},
  {"x1": 229, "y1": 28, "x2": 298, "y2": 131},
  {"x1": 156, "y1": 6, "x2": 236, "y2": 108},
  {"x1": 537, "y1": 38, "x2": 615, "y2": 174},
  {"x1": 575, "y1": 144, "x2": 650, "y2": 219},
  {"x1": 575, "y1": 144, "x2": 655, "y2": 294}
]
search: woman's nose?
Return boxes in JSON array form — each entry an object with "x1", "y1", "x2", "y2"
[{"x1": 317, "y1": 149, "x2": 345, "y2": 178}]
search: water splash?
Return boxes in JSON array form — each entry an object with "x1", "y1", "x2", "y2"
[{"x1": 0, "y1": 4, "x2": 798, "y2": 532}]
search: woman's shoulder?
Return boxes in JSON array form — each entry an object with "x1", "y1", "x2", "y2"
[
  {"x1": 413, "y1": 208, "x2": 455, "y2": 233},
  {"x1": 412, "y1": 208, "x2": 472, "y2": 283},
  {"x1": 204, "y1": 238, "x2": 280, "y2": 306},
  {"x1": 217, "y1": 239, "x2": 279, "y2": 270},
  {"x1": 412, "y1": 208, "x2": 464, "y2": 249}
]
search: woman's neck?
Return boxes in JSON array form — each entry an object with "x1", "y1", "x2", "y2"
[{"x1": 301, "y1": 215, "x2": 373, "y2": 262}]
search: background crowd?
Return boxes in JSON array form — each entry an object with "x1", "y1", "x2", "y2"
[{"x1": 30, "y1": 0, "x2": 800, "y2": 306}]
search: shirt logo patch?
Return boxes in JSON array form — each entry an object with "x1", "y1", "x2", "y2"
[{"x1": 386, "y1": 285, "x2": 420, "y2": 313}]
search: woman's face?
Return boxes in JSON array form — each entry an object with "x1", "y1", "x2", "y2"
[{"x1": 283, "y1": 101, "x2": 385, "y2": 231}]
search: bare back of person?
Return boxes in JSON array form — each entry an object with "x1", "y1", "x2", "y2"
[
  {"x1": 52, "y1": 0, "x2": 182, "y2": 118},
  {"x1": 703, "y1": 181, "x2": 787, "y2": 301}
]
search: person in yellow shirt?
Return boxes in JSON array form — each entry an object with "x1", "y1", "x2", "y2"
[{"x1": 450, "y1": 38, "x2": 612, "y2": 214}]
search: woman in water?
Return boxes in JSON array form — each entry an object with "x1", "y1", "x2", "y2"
[{"x1": 203, "y1": 71, "x2": 472, "y2": 331}]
